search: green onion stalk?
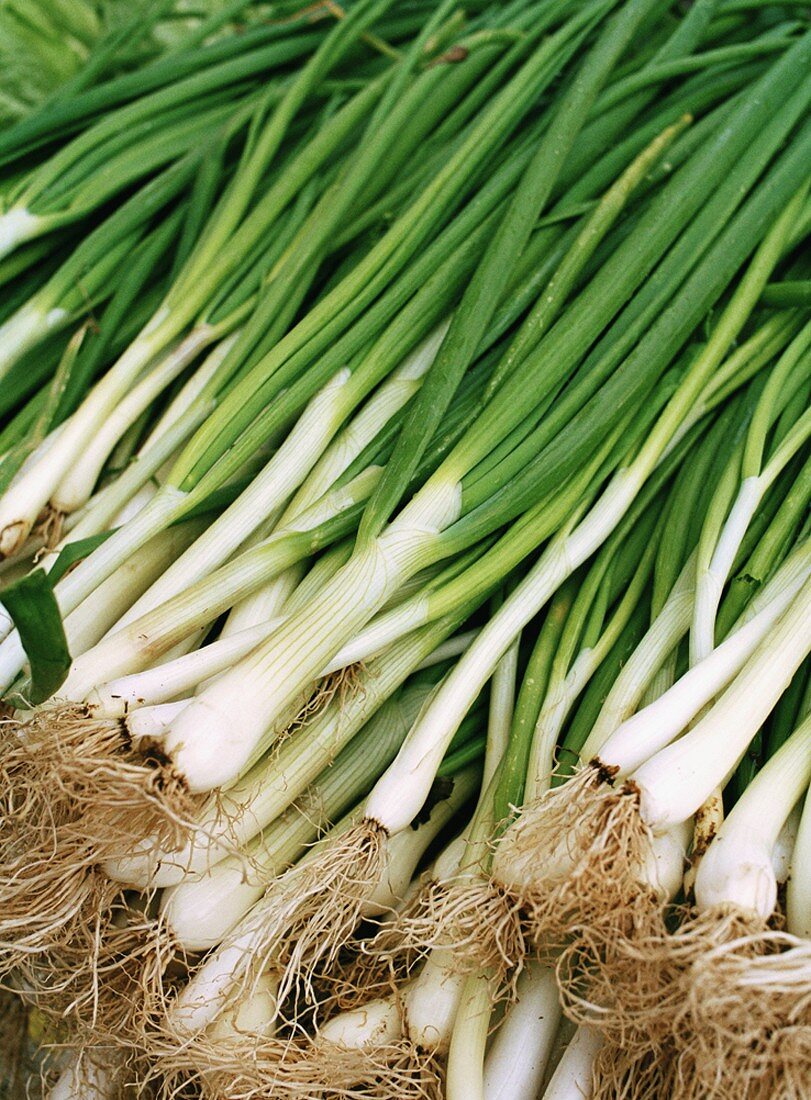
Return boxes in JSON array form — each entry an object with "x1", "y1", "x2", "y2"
[
  {"x1": 0, "y1": 5, "x2": 776, "y2": 677},
  {"x1": 377, "y1": 175, "x2": 808, "y2": 915},
  {"x1": 0, "y1": 0, "x2": 595, "y2": 635},
  {"x1": 202, "y1": 455, "x2": 682, "y2": 1098},
  {"x1": 1, "y1": 4, "x2": 809, "y2": 1085},
  {"x1": 312, "y1": 167, "x2": 809, "y2": 1051},
  {"x1": 0, "y1": 0, "x2": 410, "y2": 555},
  {"x1": 548, "y1": 519, "x2": 811, "y2": 1049},
  {"x1": 492, "y1": 527, "x2": 811, "y2": 1068},
  {"x1": 391, "y1": 483, "x2": 681, "y2": 1100},
  {"x1": 0, "y1": 1, "x2": 710, "y2": 756},
  {"x1": 307, "y1": 612, "x2": 528, "y2": 1089},
  {"x1": 1, "y1": 23, "x2": 806, "y2": 1019},
  {"x1": 7, "y1": 0, "x2": 752, "y2": 611},
  {"x1": 168, "y1": 46, "x2": 811, "y2": 804},
  {"x1": 42, "y1": 25, "x2": 770, "y2": 774},
  {"x1": 97, "y1": 670, "x2": 490, "y2": 1045},
  {"x1": 289, "y1": 67, "x2": 811, "y2": 968}
]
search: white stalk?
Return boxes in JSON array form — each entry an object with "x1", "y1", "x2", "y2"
[
  {"x1": 142, "y1": 331, "x2": 239, "y2": 449},
  {"x1": 126, "y1": 699, "x2": 189, "y2": 743},
  {"x1": 639, "y1": 650, "x2": 679, "y2": 707},
  {"x1": 363, "y1": 764, "x2": 479, "y2": 918},
  {"x1": 484, "y1": 632, "x2": 520, "y2": 788},
  {"x1": 206, "y1": 974, "x2": 279, "y2": 1041},
  {"x1": 63, "y1": 408, "x2": 209, "y2": 544},
  {"x1": 51, "y1": 326, "x2": 215, "y2": 513},
  {"x1": 159, "y1": 479, "x2": 460, "y2": 792},
  {"x1": 4, "y1": 420, "x2": 69, "y2": 492},
  {"x1": 319, "y1": 997, "x2": 402, "y2": 1049},
  {"x1": 63, "y1": 519, "x2": 206, "y2": 658},
  {"x1": 283, "y1": 322, "x2": 449, "y2": 518},
  {"x1": 787, "y1": 781, "x2": 811, "y2": 938},
  {"x1": 0, "y1": 328, "x2": 173, "y2": 553},
  {"x1": 0, "y1": 486, "x2": 190, "y2": 692},
  {"x1": 216, "y1": 565, "x2": 299, "y2": 640},
  {"x1": 326, "y1": 552, "x2": 474, "y2": 670},
  {"x1": 591, "y1": 549, "x2": 811, "y2": 774},
  {"x1": 109, "y1": 481, "x2": 160, "y2": 527},
  {"x1": 169, "y1": 924, "x2": 265, "y2": 1034},
  {"x1": 0, "y1": 208, "x2": 44, "y2": 262},
  {"x1": 772, "y1": 801, "x2": 801, "y2": 886},
  {"x1": 47, "y1": 1050, "x2": 121, "y2": 1100},
  {"x1": 692, "y1": 475, "x2": 762, "y2": 662},
  {"x1": 93, "y1": 546, "x2": 355, "y2": 712},
  {"x1": 694, "y1": 396, "x2": 811, "y2": 663},
  {"x1": 634, "y1": 577, "x2": 811, "y2": 832},
  {"x1": 585, "y1": 556, "x2": 695, "y2": 753},
  {"x1": 0, "y1": 299, "x2": 68, "y2": 392},
  {"x1": 328, "y1": 592, "x2": 431, "y2": 669},
  {"x1": 56, "y1": 471, "x2": 378, "y2": 701},
  {"x1": 645, "y1": 819, "x2": 692, "y2": 902},
  {"x1": 525, "y1": 529, "x2": 657, "y2": 802},
  {"x1": 363, "y1": 473, "x2": 643, "y2": 833},
  {"x1": 446, "y1": 972, "x2": 492, "y2": 1100},
  {"x1": 413, "y1": 629, "x2": 478, "y2": 671},
  {"x1": 483, "y1": 963, "x2": 562, "y2": 1100},
  {"x1": 108, "y1": 678, "x2": 434, "y2": 888},
  {"x1": 695, "y1": 714, "x2": 811, "y2": 920},
  {"x1": 113, "y1": 366, "x2": 359, "y2": 629},
  {"x1": 540, "y1": 1026, "x2": 602, "y2": 1100},
  {"x1": 402, "y1": 946, "x2": 467, "y2": 1054},
  {"x1": 89, "y1": 618, "x2": 286, "y2": 714},
  {"x1": 161, "y1": 699, "x2": 412, "y2": 950},
  {"x1": 168, "y1": 810, "x2": 364, "y2": 1035}
]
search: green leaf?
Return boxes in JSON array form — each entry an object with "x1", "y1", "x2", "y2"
[
  {"x1": 48, "y1": 531, "x2": 113, "y2": 585},
  {"x1": 1, "y1": 569, "x2": 71, "y2": 704}
]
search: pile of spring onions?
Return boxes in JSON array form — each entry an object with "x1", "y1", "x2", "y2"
[{"x1": 0, "y1": 0, "x2": 809, "y2": 1096}]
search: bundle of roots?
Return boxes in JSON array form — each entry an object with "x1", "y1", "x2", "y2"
[
  {"x1": 554, "y1": 910, "x2": 682, "y2": 1050},
  {"x1": 1, "y1": 705, "x2": 204, "y2": 864},
  {"x1": 371, "y1": 873, "x2": 527, "y2": 984},
  {"x1": 491, "y1": 766, "x2": 663, "y2": 958},
  {"x1": 268, "y1": 820, "x2": 391, "y2": 1012},
  {"x1": 668, "y1": 909, "x2": 811, "y2": 1098},
  {"x1": 145, "y1": 1023, "x2": 444, "y2": 1100}
]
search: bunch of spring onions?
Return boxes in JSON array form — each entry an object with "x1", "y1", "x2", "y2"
[{"x1": 0, "y1": 0, "x2": 809, "y2": 1096}]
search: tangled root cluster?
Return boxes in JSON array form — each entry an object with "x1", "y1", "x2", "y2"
[
  {"x1": 1, "y1": 705, "x2": 203, "y2": 866},
  {"x1": 0, "y1": 706, "x2": 196, "y2": 1043},
  {"x1": 146, "y1": 1022, "x2": 443, "y2": 1100},
  {"x1": 492, "y1": 766, "x2": 661, "y2": 958},
  {"x1": 374, "y1": 874, "x2": 527, "y2": 984}
]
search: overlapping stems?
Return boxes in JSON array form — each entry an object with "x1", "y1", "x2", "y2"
[{"x1": 1, "y1": 4, "x2": 810, "y2": 1097}]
